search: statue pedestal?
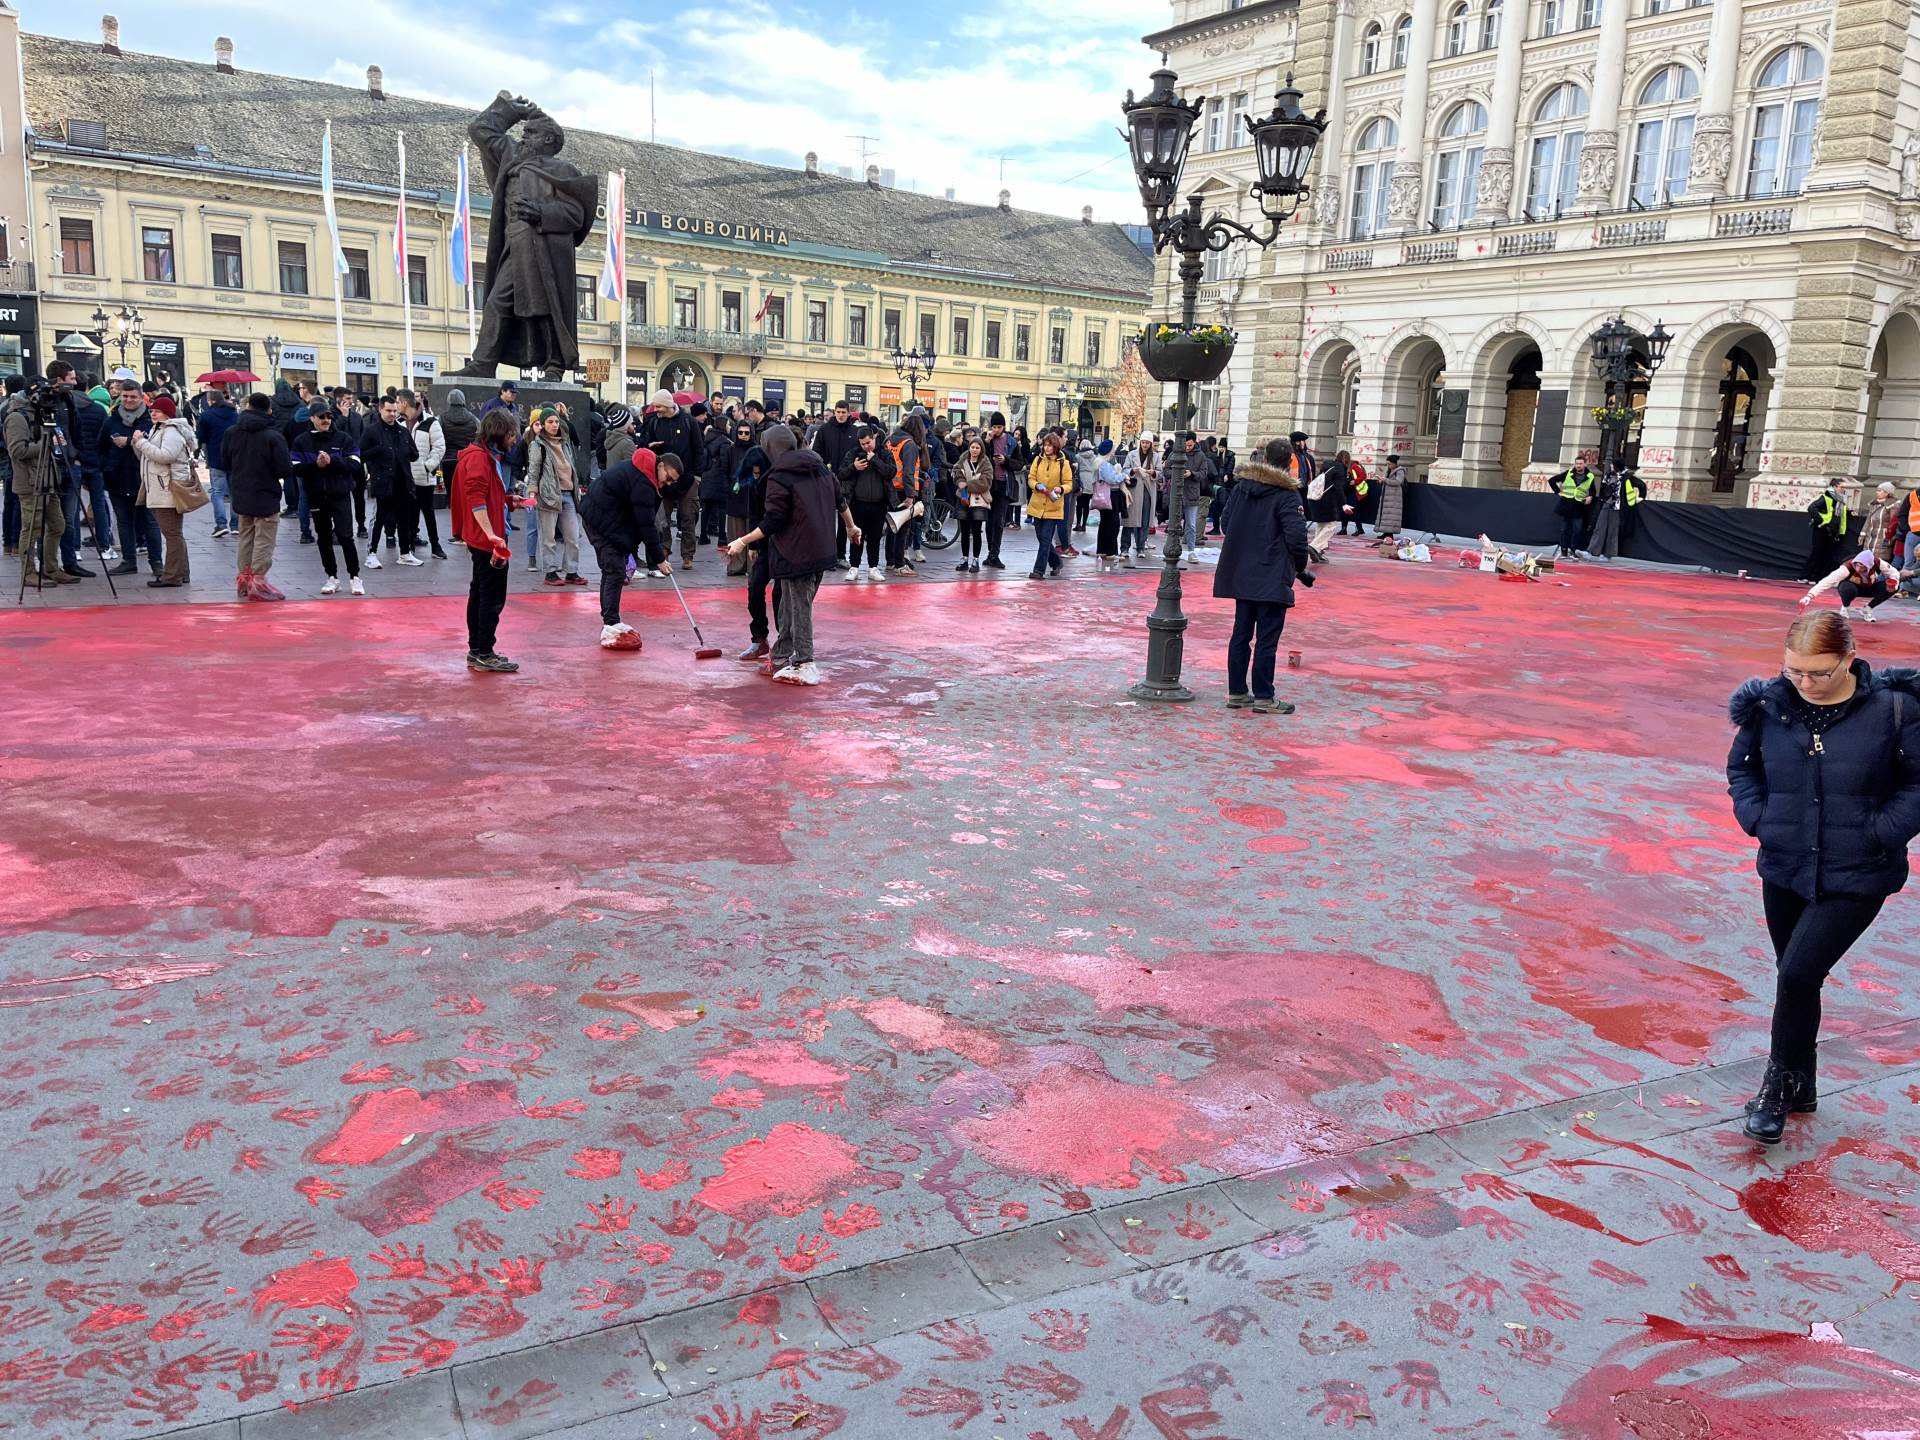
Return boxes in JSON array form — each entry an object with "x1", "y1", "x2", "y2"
[{"x1": 428, "y1": 379, "x2": 594, "y2": 480}]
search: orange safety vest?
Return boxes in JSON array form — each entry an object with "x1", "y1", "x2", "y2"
[{"x1": 1909, "y1": 490, "x2": 1920, "y2": 534}]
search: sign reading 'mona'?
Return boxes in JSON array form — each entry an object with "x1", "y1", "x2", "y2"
[{"x1": 596, "y1": 204, "x2": 792, "y2": 248}]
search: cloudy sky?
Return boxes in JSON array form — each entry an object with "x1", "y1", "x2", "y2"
[{"x1": 26, "y1": 0, "x2": 1169, "y2": 222}]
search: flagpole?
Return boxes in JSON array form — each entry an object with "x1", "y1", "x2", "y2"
[
  {"x1": 326, "y1": 122, "x2": 347, "y2": 385},
  {"x1": 616, "y1": 169, "x2": 628, "y2": 409},
  {"x1": 398, "y1": 131, "x2": 415, "y2": 390},
  {"x1": 463, "y1": 143, "x2": 477, "y2": 349}
]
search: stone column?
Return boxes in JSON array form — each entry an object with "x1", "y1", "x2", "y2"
[
  {"x1": 1576, "y1": 0, "x2": 1630, "y2": 205},
  {"x1": 1310, "y1": 0, "x2": 1356, "y2": 238},
  {"x1": 1751, "y1": 239, "x2": 1880, "y2": 509},
  {"x1": 1802, "y1": 0, "x2": 1913, "y2": 192},
  {"x1": 1688, "y1": 0, "x2": 1745, "y2": 198},
  {"x1": 1474, "y1": 0, "x2": 1529, "y2": 221},
  {"x1": 1385, "y1": 0, "x2": 1440, "y2": 230}
]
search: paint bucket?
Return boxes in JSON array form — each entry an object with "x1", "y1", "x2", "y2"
[{"x1": 1287, "y1": 650, "x2": 1302, "y2": 669}]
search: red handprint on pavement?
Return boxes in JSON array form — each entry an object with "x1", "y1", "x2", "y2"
[
  {"x1": 817, "y1": 1346, "x2": 903, "y2": 1389},
  {"x1": 694, "y1": 1402, "x2": 765, "y2": 1440},
  {"x1": 898, "y1": 1378, "x2": 984, "y2": 1430},
  {"x1": 1198, "y1": 1304, "x2": 1268, "y2": 1346},
  {"x1": 775, "y1": 1233, "x2": 837, "y2": 1274},
  {"x1": 366, "y1": 1243, "x2": 429, "y2": 1280},
  {"x1": 1000, "y1": 1359, "x2": 1082, "y2": 1405},
  {"x1": 1023, "y1": 1308, "x2": 1091, "y2": 1352},
  {"x1": 920, "y1": 1317, "x2": 993, "y2": 1362},
  {"x1": 1301, "y1": 1378, "x2": 1375, "y2": 1427},
  {"x1": 821, "y1": 1202, "x2": 882, "y2": 1238},
  {"x1": 1445, "y1": 1271, "x2": 1506, "y2": 1311},
  {"x1": 1378, "y1": 1359, "x2": 1450, "y2": 1410}
]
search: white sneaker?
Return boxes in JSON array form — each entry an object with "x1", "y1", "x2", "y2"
[
  {"x1": 788, "y1": 661, "x2": 822, "y2": 685},
  {"x1": 320, "y1": 575, "x2": 339, "y2": 595},
  {"x1": 1862, "y1": 607, "x2": 1878, "y2": 624},
  {"x1": 349, "y1": 576, "x2": 365, "y2": 596},
  {"x1": 397, "y1": 553, "x2": 425, "y2": 566},
  {"x1": 1186, "y1": 549, "x2": 1199, "y2": 563},
  {"x1": 872, "y1": 568, "x2": 887, "y2": 582},
  {"x1": 772, "y1": 663, "x2": 804, "y2": 684},
  {"x1": 102, "y1": 547, "x2": 120, "y2": 562},
  {"x1": 911, "y1": 550, "x2": 926, "y2": 564},
  {"x1": 845, "y1": 566, "x2": 863, "y2": 582},
  {"x1": 363, "y1": 551, "x2": 383, "y2": 570}
]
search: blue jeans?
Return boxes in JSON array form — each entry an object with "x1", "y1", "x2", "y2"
[
  {"x1": 1122, "y1": 525, "x2": 1146, "y2": 554},
  {"x1": 1183, "y1": 503, "x2": 1201, "y2": 552},
  {"x1": 59, "y1": 478, "x2": 82, "y2": 570},
  {"x1": 1029, "y1": 516, "x2": 1061, "y2": 575},
  {"x1": 85, "y1": 469, "x2": 113, "y2": 549},
  {"x1": 209, "y1": 468, "x2": 232, "y2": 529},
  {"x1": 1227, "y1": 599, "x2": 1288, "y2": 700}
]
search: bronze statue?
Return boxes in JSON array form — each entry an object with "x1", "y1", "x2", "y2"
[{"x1": 450, "y1": 92, "x2": 599, "y2": 381}]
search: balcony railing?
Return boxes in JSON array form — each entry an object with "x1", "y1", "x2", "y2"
[
  {"x1": 1495, "y1": 227, "x2": 1557, "y2": 257},
  {"x1": 630, "y1": 324, "x2": 768, "y2": 357},
  {"x1": 1402, "y1": 238, "x2": 1459, "y2": 265},
  {"x1": 1596, "y1": 219, "x2": 1666, "y2": 248},
  {"x1": 0, "y1": 259, "x2": 34, "y2": 292},
  {"x1": 1714, "y1": 205, "x2": 1792, "y2": 238},
  {"x1": 1323, "y1": 246, "x2": 1375, "y2": 271}
]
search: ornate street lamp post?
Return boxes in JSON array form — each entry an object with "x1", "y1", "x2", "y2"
[
  {"x1": 1123, "y1": 67, "x2": 1325, "y2": 702},
  {"x1": 263, "y1": 333, "x2": 284, "y2": 383},
  {"x1": 93, "y1": 303, "x2": 144, "y2": 373},
  {"x1": 1588, "y1": 315, "x2": 1670, "y2": 476},
  {"x1": 891, "y1": 343, "x2": 935, "y2": 407}
]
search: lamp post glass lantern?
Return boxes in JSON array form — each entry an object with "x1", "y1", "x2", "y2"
[
  {"x1": 1121, "y1": 66, "x2": 1325, "y2": 703},
  {"x1": 891, "y1": 344, "x2": 935, "y2": 402},
  {"x1": 1588, "y1": 314, "x2": 1668, "y2": 475},
  {"x1": 264, "y1": 333, "x2": 283, "y2": 382}
]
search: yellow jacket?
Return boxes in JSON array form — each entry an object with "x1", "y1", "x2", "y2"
[{"x1": 1026, "y1": 451, "x2": 1073, "y2": 520}]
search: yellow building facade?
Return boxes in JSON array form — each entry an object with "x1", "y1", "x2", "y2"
[{"x1": 15, "y1": 27, "x2": 1151, "y2": 434}]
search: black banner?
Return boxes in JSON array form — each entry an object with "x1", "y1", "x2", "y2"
[
  {"x1": 1436, "y1": 389, "x2": 1468, "y2": 459},
  {"x1": 1530, "y1": 390, "x2": 1567, "y2": 463},
  {"x1": 1402, "y1": 482, "x2": 1836, "y2": 580},
  {"x1": 762, "y1": 379, "x2": 787, "y2": 410},
  {"x1": 142, "y1": 335, "x2": 185, "y2": 384},
  {"x1": 805, "y1": 380, "x2": 828, "y2": 413}
]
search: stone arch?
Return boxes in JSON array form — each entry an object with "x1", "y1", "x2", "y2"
[
  {"x1": 658, "y1": 356, "x2": 711, "y2": 396},
  {"x1": 1666, "y1": 302, "x2": 1790, "y2": 376},
  {"x1": 1862, "y1": 307, "x2": 1920, "y2": 489},
  {"x1": 1375, "y1": 326, "x2": 1453, "y2": 473},
  {"x1": 1301, "y1": 329, "x2": 1365, "y2": 447},
  {"x1": 1554, "y1": 307, "x2": 1669, "y2": 372},
  {"x1": 1658, "y1": 316, "x2": 1783, "y2": 503},
  {"x1": 1461, "y1": 314, "x2": 1555, "y2": 380}
]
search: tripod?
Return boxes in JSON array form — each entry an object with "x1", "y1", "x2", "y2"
[{"x1": 14, "y1": 414, "x2": 117, "y2": 604}]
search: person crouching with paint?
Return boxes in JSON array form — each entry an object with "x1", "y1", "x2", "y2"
[
  {"x1": 450, "y1": 408, "x2": 524, "y2": 673},
  {"x1": 1727, "y1": 611, "x2": 1920, "y2": 1143},
  {"x1": 579, "y1": 445, "x2": 673, "y2": 650}
]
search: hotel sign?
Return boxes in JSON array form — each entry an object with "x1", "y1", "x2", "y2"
[{"x1": 598, "y1": 205, "x2": 791, "y2": 248}]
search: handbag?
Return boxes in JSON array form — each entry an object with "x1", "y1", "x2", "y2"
[{"x1": 168, "y1": 423, "x2": 211, "y2": 513}]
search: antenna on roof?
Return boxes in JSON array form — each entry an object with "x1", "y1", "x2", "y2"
[
  {"x1": 650, "y1": 70, "x2": 655, "y2": 145},
  {"x1": 847, "y1": 134, "x2": 880, "y2": 173}
]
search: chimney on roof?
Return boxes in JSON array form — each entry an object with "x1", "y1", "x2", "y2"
[
  {"x1": 865, "y1": 164, "x2": 881, "y2": 188},
  {"x1": 944, "y1": 187, "x2": 955, "y2": 201},
  {"x1": 1081, "y1": 205, "x2": 1093, "y2": 225},
  {"x1": 804, "y1": 151, "x2": 818, "y2": 176},
  {"x1": 997, "y1": 189, "x2": 1010, "y2": 211},
  {"x1": 215, "y1": 36, "x2": 234, "y2": 73},
  {"x1": 367, "y1": 64, "x2": 385, "y2": 99},
  {"x1": 100, "y1": 15, "x2": 119, "y2": 54}
]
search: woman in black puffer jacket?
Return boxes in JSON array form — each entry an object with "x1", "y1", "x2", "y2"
[{"x1": 1726, "y1": 610, "x2": 1920, "y2": 1144}]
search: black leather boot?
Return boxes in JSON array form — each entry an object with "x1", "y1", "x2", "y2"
[{"x1": 1743, "y1": 1061, "x2": 1816, "y2": 1145}]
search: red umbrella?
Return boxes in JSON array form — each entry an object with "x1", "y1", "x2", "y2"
[
  {"x1": 195, "y1": 369, "x2": 261, "y2": 385},
  {"x1": 671, "y1": 389, "x2": 705, "y2": 407}
]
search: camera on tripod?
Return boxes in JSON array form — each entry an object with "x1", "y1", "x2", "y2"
[{"x1": 21, "y1": 379, "x2": 60, "y2": 432}]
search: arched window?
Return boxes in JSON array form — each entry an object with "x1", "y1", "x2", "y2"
[
  {"x1": 1526, "y1": 83, "x2": 1589, "y2": 216},
  {"x1": 1392, "y1": 14, "x2": 1413, "y2": 68},
  {"x1": 1432, "y1": 101, "x2": 1489, "y2": 229},
  {"x1": 1631, "y1": 64, "x2": 1699, "y2": 206},
  {"x1": 1482, "y1": 0, "x2": 1504, "y2": 50},
  {"x1": 1446, "y1": 1, "x2": 1473, "y2": 56},
  {"x1": 1419, "y1": 360, "x2": 1448, "y2": 436},
  {"x1": 1349, "y1": 118, "x2": 1398, "y2": 240},
  {"x1": 1747, "y1": 45, "x2": 1824, "y2": 197},
  {"x1": 1360, "y1": 21, "x2": 1384, "y2": 74}
]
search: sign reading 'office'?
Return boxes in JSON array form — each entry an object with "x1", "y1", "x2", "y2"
[{"x1": 596, "y1": 205, "x2": 792, "y2": 248}]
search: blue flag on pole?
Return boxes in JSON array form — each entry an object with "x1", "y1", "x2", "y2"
[
  {"x1": 450, "y1": 146, "x2": 472, "y2": 286},
  {"x1": 320, "y1": 122, "x2": 349, "y2": 276}
]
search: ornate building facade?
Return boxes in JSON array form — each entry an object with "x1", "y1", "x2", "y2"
[
  {"x1": 3, "y1": 20, "x2": 1149, "y2": 435},
  {"x1": 1147, "y1": 0, "x2": 1920, "y2": 508}
]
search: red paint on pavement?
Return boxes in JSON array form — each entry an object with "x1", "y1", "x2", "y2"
[{"x1": 695, "y1": 1123, "x2": 865, "y2": 1220}]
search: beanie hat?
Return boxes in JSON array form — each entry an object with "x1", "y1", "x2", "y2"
[
  {"x1": 149, "y1": 393, "x2": 177, "y2": 418},
  {"x1": 1288, "y1": 430, "x2": 1309, "y2": 443},
  {"x1": 1096, "y1": 438, "x2": 1113, "y2": 455},
  {"x1": 604, "y1": 404, "x2": 633, "y2": 429},
  {"x1": 650, "y1": 388, "x2": 675, "y2": 409}
]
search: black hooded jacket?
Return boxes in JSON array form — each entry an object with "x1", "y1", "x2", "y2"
[
  {"x1": 763, "y1": 448, "x2": 840, "y2": 579},
  {"x1": 270, "y1": 380, "x2": 303, "y2": 441},
  {"x1": 1213, "y1": 461, "x2": 1312, "y2": 607},
  {"x1": 1728, "y1": 662, "x2": 1920, "y2": 900},
  {"x1": 221, "y1": 409, "x2": 293, "y2": 517},
  {"x1": 579, "y1": 450, "x2": 666, "y2": 565}
]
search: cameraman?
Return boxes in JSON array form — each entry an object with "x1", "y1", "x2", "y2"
[
  {"x1": 48, "y1": 362, "x2": 103, "y2": 576},
  {"x1": 5, "y1": 376, "x2": 76, "y2": 585}
]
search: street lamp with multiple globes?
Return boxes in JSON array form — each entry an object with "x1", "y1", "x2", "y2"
[
  {"x1": 1587, "y1": 315, "x2": 1672, "y2": 476},
  {"x1": 90, "y1": 303, "x2": 144, "y2": 374},
  {"x1": 891, "y1": 343, "x2": 935, "y2": 410},
  {"x1": 263, "y1": 333, "x2": 284, "y2": 383},
  {"x1": 1121, "y1": 66, "x2": 1326, "y2": 702}
]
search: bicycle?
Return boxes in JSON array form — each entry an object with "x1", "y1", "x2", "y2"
[{"x1": 918, "y1": 496, "x2": 958, "y2": 550}]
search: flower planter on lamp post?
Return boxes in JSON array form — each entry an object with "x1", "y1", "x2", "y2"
[{"x1": 1137, "y1": 323, "x2": 1237, "y2": 384}]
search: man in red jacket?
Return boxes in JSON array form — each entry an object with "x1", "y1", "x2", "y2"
[{"x1": 450, "y1": 409, "x2": 522, "y2": 672}]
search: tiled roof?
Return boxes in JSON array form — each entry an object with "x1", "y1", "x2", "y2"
[{"x1": 21, "y1": 33, "x2": 1153, "y2": 301}]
